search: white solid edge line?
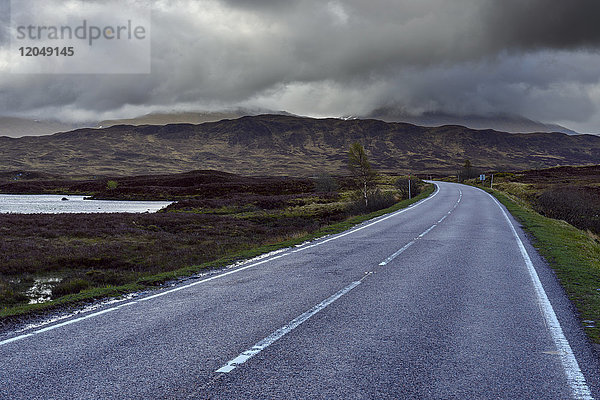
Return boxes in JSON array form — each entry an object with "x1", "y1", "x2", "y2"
[
  {"x1": 138, "y1": 254, "x2": 290, "y2": 302},
  {"x1": 0, "y1": 333, "x2": 33, "y2": 346},
  {"x1": 488, "y1": 192, "x2": 594, "y2": 400},
  {"x1": 215, "y1": 279, "x2": 363, "y2": 373},
  {"x1": 0, "y1": 255, "x2": 287, "y2": 346},
  {"x1": 0, "y1": 303, "x2": 131, "y2": 345},
  {"x1": 291, "y1": 183, "x2": 440, "y2": 253},
  {"x1": 1, "y1": 185, "x2": 440, "y2": 347}
]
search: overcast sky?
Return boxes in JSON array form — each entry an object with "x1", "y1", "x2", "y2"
[{"x1": 1, "y1": 0, "x2": 600, "y2": 133}]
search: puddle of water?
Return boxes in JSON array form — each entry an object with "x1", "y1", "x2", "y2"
[{"x1": 26, "y1": 277, "x2": 62, "y2": 304}]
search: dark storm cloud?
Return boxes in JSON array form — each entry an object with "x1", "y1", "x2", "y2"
[
  {"x1": 218, "y1": 0, "x2": 600, "y2": 62},
  {"x1": 1, "y1": 0, "x2": 600, "y2": 132},
  {"x1": 482, "y1": 0, "x2": 600, "y2": 51}
]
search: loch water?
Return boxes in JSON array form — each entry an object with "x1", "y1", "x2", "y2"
[{"x1": 0, "y1": 194, "x2": 172, "y2": 214}]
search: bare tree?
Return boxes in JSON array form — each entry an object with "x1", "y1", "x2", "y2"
[{"x1": 348, "y1": 142, "x2": 376, "y2": 208}]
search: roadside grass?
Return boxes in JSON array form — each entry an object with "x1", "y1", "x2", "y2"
[
  {"x1": 491, "y1": 165, "x2": 600, "y2": 235},
  {"x1": 481, "y1": 186, "x2": 600, "y2": 343},
  {"x1": 0, "y1": 184, "x2": 434, "y2": 322}
]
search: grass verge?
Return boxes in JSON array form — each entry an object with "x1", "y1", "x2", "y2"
[
  {"x1": 0, "y1": 184, "x2": 435, "y2": 322},
  {"x1": 481, "y1": 186, "x2": 600, "y2": 344}
]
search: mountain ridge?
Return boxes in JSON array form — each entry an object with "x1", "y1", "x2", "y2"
[
  {"x1": 364, "y1": 108, "x2": 581, "y2": 135},
  {"x1": 1, "y1": 114, "x2": 598, "y2": 176},
  {"x1": 0, "y1": 117, "x2": 83, "y2": 138}
]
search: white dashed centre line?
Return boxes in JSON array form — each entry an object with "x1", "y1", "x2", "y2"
[
  {"x1": 379, "y1": 188, "x2": 462, "y2": 267},
  {"x1": 215, "y1": 277, "x2": 368, "y2": 373}
]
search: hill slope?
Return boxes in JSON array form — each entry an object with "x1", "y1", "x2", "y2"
[
  {"x1": 1, "y1": 115, "x2": 599, "y2": 176},
  {"x1": 364, "y1": 108, "x2": 581, "y2": 135},
  {"x1": 0, "y1": 117, "x2": 82, "y2": 138},
  {"x1": 97, "y1": 111, "x2": 246, "y2": 128}
]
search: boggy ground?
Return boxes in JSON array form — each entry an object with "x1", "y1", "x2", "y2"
[
  {"x1": 480, "y1": 165, "x2": 600, "y2": 235},
  {"x1": 0, "y1": 169, "x2": 425, "y2": 316}
]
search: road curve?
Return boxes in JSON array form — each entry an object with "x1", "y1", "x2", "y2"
[{"x1": 1, "y1": 181, "x2": 599, "y2": 399}]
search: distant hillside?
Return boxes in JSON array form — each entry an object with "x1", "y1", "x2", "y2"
[
  {"x1": 1, "y1": 115, "x2": 599, "y2": 176},
  {"x1": 97, "y1": 109, "x2": 295, "y2": 128},
  {"x1": 97, "y1": 111, "x2": 246, "y2": 128},
  {"x1": 365, "y1": 108, "x2": 581, "y2": 135},
  {"x1": 0, "y1": 117, "x2": 82, "y2": 138}
]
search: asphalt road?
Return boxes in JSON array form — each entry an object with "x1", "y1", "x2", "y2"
[{"x1": 1, "y1": 181, "x2": 599, "y2": 399}]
